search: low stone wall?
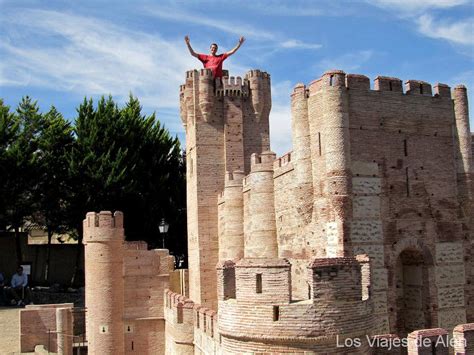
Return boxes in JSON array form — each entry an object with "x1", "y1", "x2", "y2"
[{"x1": 20, "y1": 303, "x2": 74, "y2": 353}]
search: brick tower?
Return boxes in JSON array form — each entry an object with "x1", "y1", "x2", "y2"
[
  {"x1": 180, "y1": 69, "x2": 271, "y2": 309},
  {"x1": 83, "y1": 211, "x2": 125, "y2": 354}
]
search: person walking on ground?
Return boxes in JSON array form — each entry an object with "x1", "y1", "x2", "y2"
[
  {"x1": 9, "y1": 266, "x2": 32, "y2": 306},
  {"x1": 185, "y1": 35, "x2": 245, "y2": 78}
]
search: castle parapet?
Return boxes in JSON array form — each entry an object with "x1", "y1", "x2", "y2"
[
  {"x1": 234, "y1": 258, "x2": 291, "y2": 304},
  {"x1": 453, "y1": 323, "x2": 474, "y2": 354},
  {"x1": 346, "y1": 74, "x2": 370, "y2": 90},
  {"x1": 164, "y1": 290, "x2": 195, "y2": 354},
  {"x1": 83, "y1": 211, "x2": 124, "y2": 243},
  {"x1": 405, "y1": 80, "x2": 432, "y2": 96},
  {"x1": 407, "y1": 328, "x2": 449, "y2": 354},
  {"x1": 434, "y1": 83, "x2": 451, "y2": 98},
  {"x1": 374, "y1": 76, "x2": 403, "y2": 92},
  {"x1": 308, "y1": 257, "x2": 365, "y2": 302},
  {"x1": 246, "y1": 69, "x2": 271, "y2": 120},
  {"x1": 216, "y1": 76, "x2": 249, "y2": 97}
]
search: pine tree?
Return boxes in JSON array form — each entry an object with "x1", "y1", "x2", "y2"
[
  {"x1": 2, "y1": 97, "x2": 44, "y2": 264},
  {"x1": 35, "y1": 106, "x2": 74, "y2": 282}
]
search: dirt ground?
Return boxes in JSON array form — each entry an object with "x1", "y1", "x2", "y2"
[{"x1": 0, "y1": 306, "x2": 20, "y2": 354}]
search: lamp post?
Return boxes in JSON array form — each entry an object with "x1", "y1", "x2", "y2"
[{"x1": 158, "y1": 218, "x2": 169, "y2": 249}]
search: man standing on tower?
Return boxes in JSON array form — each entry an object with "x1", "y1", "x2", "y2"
[{"x1": 185, "y1": 35, "x2": 245, "y2": 79}]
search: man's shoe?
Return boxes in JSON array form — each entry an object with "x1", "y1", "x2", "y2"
[
  {"x1": 17, "y1": 300, "x2": 23, "y2": 306},
  {"x1": 10, "y1": 299, "x2": 16, "y2": 306}
]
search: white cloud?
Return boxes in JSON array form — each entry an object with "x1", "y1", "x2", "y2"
[
  {"x1": 0, "y1": 9, "x2": 196, "y2": 113},
  {"x1": 280, "y1": 39, "x2": 322, "y2": 50},
  {"x1": 367, "y1": 0, "x2": 469, "y2": 12},
  {"x1": 144, "y1": 5, "x2": 321, "y2": 53},
  {"x1": 367, "y1": 0, "x2": 473, "y2": 50},
  {"x1": 417, "y1": 15, "x2": 474, "y2": 45},
  {"x1": 145, "y1": 6, "x2": 276, "y2": 41},
  {"x1": 316, "y1": 50, "x2": 374, "y2": 73}
]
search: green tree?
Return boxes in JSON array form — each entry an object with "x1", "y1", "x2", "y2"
[
  {"x1": 35, "y1": 106, "x2": 75, "y2": 282},
  {"x1": 1, "y1": 97, "x2": 44, "y2": 264},
  {"x1": 68, "y1": 95, "x2": 186, "y2": 284},
  {"x1": 0, "y1": 100, "x2": 20, "y2": 230}
]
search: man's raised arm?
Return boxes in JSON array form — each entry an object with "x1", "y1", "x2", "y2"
[
  {"x1": 226, "y1": 36, "x2": 245, "y2": 57},
  {"x1": 184, "y1": 35, "x2": 199, "y2": 58}
]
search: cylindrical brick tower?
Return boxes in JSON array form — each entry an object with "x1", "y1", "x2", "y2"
[
  {"x1": 245, "y1": 151, "x2": 278, "y2": 258},
  {"x1": 291, "y1": 83, "x2": 313, "y2": 225},
  {"x1": 83, "y1": 211, "x2": 124, "y2": 355},
  {"x1": 219, "y1": 170, "x2": 245, "y2": 261},
  {"x1": 453, "y1": 85, "x2": 473, "y2": 203},
  {"x1": 308, "y1": 70, "x2": 352, "y2": 257},
  {"x1": 56, "y1": 307, "x2": 72, "y2": 355},
  {"x1": 198, "y1": 68, "x2": 214, "y2": 121}
]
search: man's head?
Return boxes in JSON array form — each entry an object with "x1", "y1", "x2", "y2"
[
  {"x1": 210, "y1": 43, "x2": 218, "y2": 56},
  {"x1": 17, "y1": 266, "x2": 23, "y2": 275}
]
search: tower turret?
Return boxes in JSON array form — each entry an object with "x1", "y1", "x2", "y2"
[
  {"x1": 246, "y1": 70, "x2": 271, "y2": 121},
  {"x1": 198, "y1": 68, "x2": 215, "y2": 121},
  {"x1": 291, "y1": 83, "x2": 313, "y2": 225},
  {"x1": 218, "y1": 170, "x2": 245, "y2": 261},
  {"x1": 244, "y1": 151, "x2": 278, "y2": 258},
  {"x1": 308, "y1": 70, "x2": 352, "y2": 257},
  {"x1": 83, "y1": 211, "x2": 125, "y2": 355},
  {"x1": 180, "y1": 69, "x2": 271, "y2": 309}
]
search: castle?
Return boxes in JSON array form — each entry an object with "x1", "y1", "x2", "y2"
[{"x1": 19, "y1": 68, "x2": 474, "y2": 354}]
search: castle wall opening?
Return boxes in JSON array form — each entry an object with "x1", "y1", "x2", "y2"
[{"x1": 395, "y1": 249, "x2": 432, "y2": 336}]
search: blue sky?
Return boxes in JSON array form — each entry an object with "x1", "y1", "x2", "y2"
[{"x1": 1, "y1": 0, "x2": 473, "y2": 155}]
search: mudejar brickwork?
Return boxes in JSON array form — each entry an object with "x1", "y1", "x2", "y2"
[{"x1": 27, "y1": 67, "x2": 473, "y2": 354}]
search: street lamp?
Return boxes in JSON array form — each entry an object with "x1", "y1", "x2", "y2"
[{"x1": 158, "y1": 218, "x2": 169, "y2": 249}]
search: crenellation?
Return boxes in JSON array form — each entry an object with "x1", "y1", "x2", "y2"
[
  {"x1": 434, "y1": 83, "x2": 451, "y2": 98},
  {"x1": 346, "y1": 73, "x2": 371, "y2": 90},
  {"x1": 75, "y1": 67, "x2": 473, "y2": 355},
  {"x1": 374, "y1": 76, "x2": 403, "y2": 92},
  {"x1": 405, "y1": 80, "x2": 432, "y2": 96},
  {"x1": 323, "y1": 69, "x2": 346, "y2": 87}
]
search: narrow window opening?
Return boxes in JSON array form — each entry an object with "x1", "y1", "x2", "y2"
[
  {"x1": 420, "y1": 85, "x2": 424, "y2": 94},
  {"x1": 403, "y1": 139, "x2": 408, "y2": 157},
  {"x1": 131, "y1": 341, "x2": 134, "y2": 351},
  {"x1": 318, "y1": 132, "x2": 322, "y2": 156},
  {"x1": 177, "y1": 307, "x2": 183, "y2": 324},
  {"x1": 308, "y1": 284, "x2": 311, "y2": 299},
  {"x1": 273, "y1": 306, "x2": 280, "y2": 321},
  {"x1": 389, "y1": 82, "x2": 393, "y2": 91},
  {"x1": 329, "y1": 75, "x2": 334, "y2": 86},
  {"x1": 256, "y1": 273, "x2": 263, "y2": 294},
  {"x1": 196, "y1": 313, "x2": 200, "y2": 329},
  {"x1": 405, "y1": 167, "x2": 410, "y2": 197}
]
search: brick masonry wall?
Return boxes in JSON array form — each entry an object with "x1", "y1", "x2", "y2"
[
  {"x1": 181, "y1": 69, "x2": 271, "y2": 310},
  {"x1": 20, "y1": 303, "x2": 74, "y2": 353}
]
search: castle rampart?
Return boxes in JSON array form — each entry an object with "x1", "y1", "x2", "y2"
[
  {"x1": 71, "y1": 67, "x2": 473, "y2": 355},
  {"x1": 83, "y1": 211, "x2": 176, "y2": 355}
]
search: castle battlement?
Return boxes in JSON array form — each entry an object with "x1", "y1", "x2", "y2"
[
  {"x1": 250, "y1": 151, "x2": 276, "y2": 171},
  {"x1": 215, "y1": 76, "x2": 249, "y2": 97},
  {"x1": 83, "y1": 211, "x2": 123, "y2": 239},
  {"x1": 304, "y1": 69, "x2": 458, "y2": 100}
]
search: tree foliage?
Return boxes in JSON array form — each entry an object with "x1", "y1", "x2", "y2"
[{"x1": 0, "y1": 95, "x2": 186, "y2": 275}]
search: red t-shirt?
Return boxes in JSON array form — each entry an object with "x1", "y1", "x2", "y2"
[{"x1": 197, "y1": 53, "x2": 228, "y2": 78}]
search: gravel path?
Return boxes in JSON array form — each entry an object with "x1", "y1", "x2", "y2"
[{"x1": 0, "y1": 306, "x2": 20, "y2": 354}]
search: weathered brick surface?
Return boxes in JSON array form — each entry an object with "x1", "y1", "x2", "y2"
[
  {"x1": 72, "y1": 67, "x2": 472, "y2": 354},
  {"x1": 20, "y1": 303, "x2": 74, "y2": 353}
]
